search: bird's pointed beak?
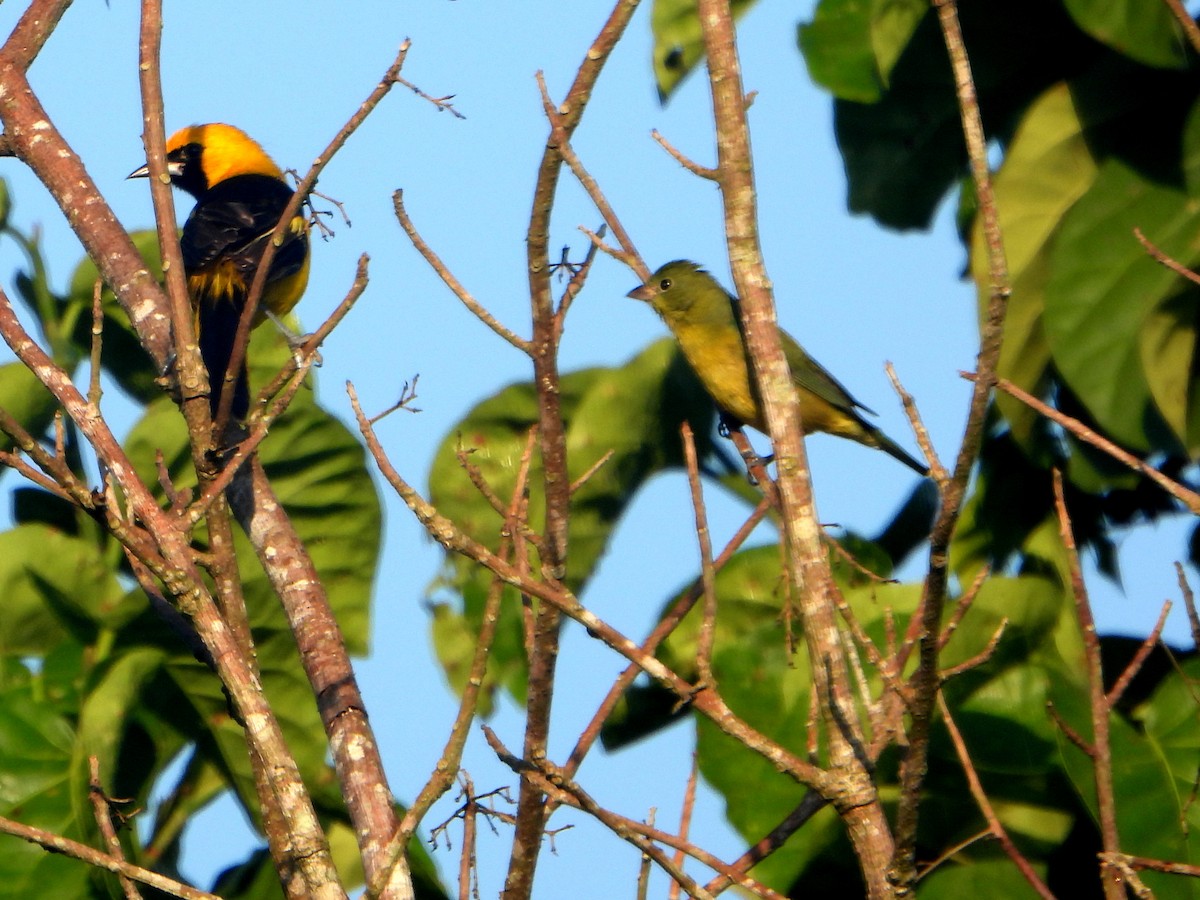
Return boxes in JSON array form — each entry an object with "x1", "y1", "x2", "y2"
[
  {"x1": 626, "y1": 284, "x2": 653, "y2": 302},
  {"x1": 127, "y1": 160, "x2": 183, "y2": 180}
]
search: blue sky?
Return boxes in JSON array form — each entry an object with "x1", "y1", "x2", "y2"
[{"x1": 0, "y1": 1, "x2": 1190, "y2": 896}]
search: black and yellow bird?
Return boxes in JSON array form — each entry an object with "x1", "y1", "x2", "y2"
[
  {"x1": 629, "y1": 260, "x2": 928, "y2": 475},
  {"x1": 130, "y1": 123, "x2": 310, "y2": 420}
]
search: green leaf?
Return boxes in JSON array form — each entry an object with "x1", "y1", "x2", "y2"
[
  {"x1": 918, "y1": 856, "x2": 1047, "y2": 899},
  {"x1": 798, "y1": 0, "x2": 927, "y2": 103},
  {"x1": 971, "y1": 83, "x2": 1098, "y2": 448},
  {"x1": 1052, "y1": 657, "x2": 1200, "y2": 897},
  {"x1": 1042, "y1": 157, "x2": 1198, "y2": 454},
  {"x1": 641, "y1": 543, "x2": 1077, "y2": 890},
  {"x1": 0, "y1": 362, "x2": 59, "y2": 460},
  {"x1": 651, "y1": 0, "x2": 757, "y2": 101},
  {"x1": 74, "y1": 648, "x2": 168, "y2": 795},
  {"x1": 0, "y1": 660, "x2": 92, "y2": 898},
  {"x1": 1062, "y1": 0, "x2": 1189, "y2": 70},
  {"x1": 833, "y1": 0, "x2": 1098, "y2": 229},
  {"x1": 0, "y1": 525, "x2": 126, "y2": 656}
]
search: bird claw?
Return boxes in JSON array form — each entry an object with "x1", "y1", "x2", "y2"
[
  {"x1": 741, "y1": 450, "x2": 774, "y2": 486},
  {"x1": 265, "y1": 311, "x2": 322, "y2": 367}
]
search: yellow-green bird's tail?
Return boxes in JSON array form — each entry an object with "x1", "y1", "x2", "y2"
[{"x1": 858, "y1": 423, "x2": 928, "y2": 476}]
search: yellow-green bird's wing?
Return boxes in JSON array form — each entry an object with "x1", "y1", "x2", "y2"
[{"x1": 779, "y1": 329, "x2": 876, "y2": 418}]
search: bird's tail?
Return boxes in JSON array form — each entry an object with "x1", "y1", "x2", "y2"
[
  {"x1": 867, "y1": 426, "x2": 929, "y2": 476},
  {"x1": 198, "y1": 294, "x2": 250, "y2": 422}
]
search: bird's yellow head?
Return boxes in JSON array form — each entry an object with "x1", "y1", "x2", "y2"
[
  {"x1": 627, "y1": 260, "x2": 727, "y2": 326},
  {"x1": 128, "y1": 123, "x2": 285, "y2": 198}
]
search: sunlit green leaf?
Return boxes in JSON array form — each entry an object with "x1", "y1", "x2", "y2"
[
  {"x1": 971, "y1": 83, "x2": 1097, "y2": 448},
  {"x1": 798, "y1": 0, "x2": 926, "y2": 103},
  {"x1": 1063, "y1": 0, "x2": 1188, "y2": 70},
  {"x1": 1043, "y1": 158, "x2": 1198, "y2": 454}
]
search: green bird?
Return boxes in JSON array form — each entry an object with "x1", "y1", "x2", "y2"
[{"x1": 628, "y1": 260, "x2": 928, "y2": 476}]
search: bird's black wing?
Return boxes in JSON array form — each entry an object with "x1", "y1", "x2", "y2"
[{"x1": 181, "y1": 173, "x2": 307, "y2": 286}]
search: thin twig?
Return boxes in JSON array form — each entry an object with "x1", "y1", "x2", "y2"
[
  {"x1": 885, "y1": 362, "x2": 940, "y2": 483},
  {"x1": 560, "y1": 496, "x2": 772, "y2": 783},
  {"x1": 553, "y1": 226, "x2": 605, "y2": 341},
  {"x1": 88, "y1": 280, "x2": 104, "y2": 409},
  {"x1": 703, "y1": 794, "x2": 827, "y2": 895},
  {"x1": 577, "y1": 225, "x2": 641, "y2": 272},
  {"x1": 939, "y1": 620, "x2": 1007, "y2": 681},
  {"x1": 682, "y1": 423, "x2": 718, "y2": 684},
  {"x1": 651, "y1": 129, "x2": 718, "y2": 180},
  {"x1": 1106, "y1": 601, "x2": 1171, "y2": 708},
  {"x1": 1134, "y1": 227, "x2": 1200, "y2": 288},
  {"x1": 88, "y1": 757, "x2": 142, "y2": 900},
  {"x1": 892, "y1": 0, "x2": 1014, "y2": 884},
  {"x1": 0, "y1": 449, "x2": 73, "y2": 499},
  {"x1": 668, "y1": 755, "x2": 700, "y2": 900},
  {"x1": 506, "y1": 3, "x2": 645, "y2": 892},
  {"x1": 0, "y1": 813, "x2": 218, "y2": 900},
  {"x1": 915, "y1": 829, "x2": 992, "y2": 882},
  {"x1": 937, "y1": 695, "x2": 1055, "y2": 899},
  {"x1": 993, "y1": 375, "x2": 1200, "y2": 514},
  {"x1": 638, "y1": 809, "x2": 655, "y2": 900},
  {"x1": 1178, "y1": 563, "x2": 1200, "y2": 650},
  {"x1": 137, "y1": 0, "x2": 211, "y2": 447},
  {"x1": 217, "y1": 40, "x2": 421, "y2": 434},
  {"x1": 1104, "y1": 852, "x2": 1200, "y2": 878},
  {"x1": 1053, "y1": 470, "x2": 1124, "y2": 900},
  {"x1": 486, "y1": 728, "x2": 782, "y2": 900},
  {"x1": 392, "y1": 190, "x2": 530, "y2": 353},
  {"x1": 536, "y1": 71, "x2": 648, "y2": 282},
  {"x1": 356, "y1": 416, "x2": 833, "y2": 790},
  {"x1": 458, "y1": 775, "x2": 479, "y2": 900},
  {"x1": 394, "y1": 75, "x2": 466, "y2": 118},
  {"x1": 568, "y1": 448, "x2": 614, "y2": 494},
  {"x1": 937, "y1": 566, "x2": 989, "y2": 652},
  {"x1": 1158, "y1": 0, "x2": 1200, "y2": 53},
  {"x1": 1047, "y1": 701, "x2": 1094, "y2": 756},
  {"x1": 185, "y1": 256, "x2": 370, "y2": 525},
  {"x1": 384, "y1": 383, "x2": 534, "y2": 854}
]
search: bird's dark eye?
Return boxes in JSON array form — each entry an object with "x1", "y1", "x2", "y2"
[{"x1": 659, "y1": 278, "x2": 672, "y2": 290}]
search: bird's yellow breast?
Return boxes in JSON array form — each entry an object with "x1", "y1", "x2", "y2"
[
  {"x1": 671, "y1": 319, "x2": 763, "y2": 430},
  {"x1": 671, "y1": 317, "x2": 863, "y2": 438}
]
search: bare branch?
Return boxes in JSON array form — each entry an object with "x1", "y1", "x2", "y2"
[
  {"x1": 1106, "y1": 601, "x2": 1171, "y2": 708},
  {"x1": 392, "y1": 189, "x2": 530, "y2": 353},
  {"x1": 892, "y1": 0, "x2": 1014, "y2": 885},
  {"x1": 993, "y1": 376, "x2": 1200, "y2": 514},
  {"x1": 885, "y1": 362, "x2": 941, "y2": 483},
  {"x1": 937, "y1": 695, "x2": 1055, "y2": 898},
  {"x1": 651, "y1": 129, "x2": 718, "y2": 180},
  {"x1": 88, "y1": 757, "x2": 142, "y2": 900},
  {"x1": 1053, "y1": 470, "x2": 1125, "y2": 900},
  {"x1": 0, "y1": 813, "x2": 217, "y2": 900}
]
